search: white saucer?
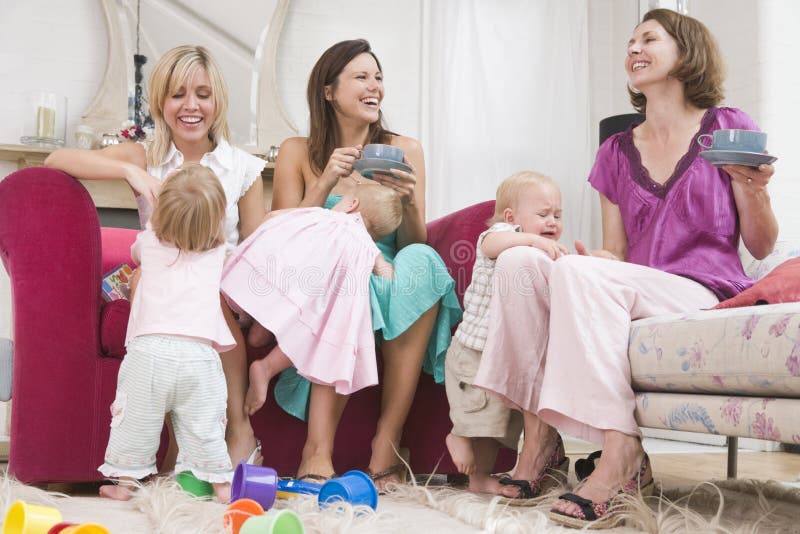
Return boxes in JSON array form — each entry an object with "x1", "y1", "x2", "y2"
[
  {"x1": 353, "y1": 158, "x2": 411, "y2": 179},
  {"x1": 700, "y1": 150, "x2": 777, "y2": 168}
]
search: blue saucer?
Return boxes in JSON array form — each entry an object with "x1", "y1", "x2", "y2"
[
  {"x1": 700, "y1": 150, "x2": 777, "y2": 168},
  {"x1": 353, "y1": 158, "x2": 411, "y2": 179}
]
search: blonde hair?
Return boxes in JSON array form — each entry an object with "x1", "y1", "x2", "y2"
[
  {"x1": 150, "y1": 163, "x2": 227, "y2": 252},
  {"x1": 488, "y1": 171, "x2": 559, "y2": 225},
  {"x1": 353, "y1": 186, "x2": 402, "y2": 240},
  {"x1": 147, "y1": 45, "x2": 231, "y2": 167}
]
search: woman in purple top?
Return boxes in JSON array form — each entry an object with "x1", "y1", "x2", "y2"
[{"x1": 472, "y1": 9, "x2": 778, "y2": 527}]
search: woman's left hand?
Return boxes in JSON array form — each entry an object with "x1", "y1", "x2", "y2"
[
  {"x1": 723, "y1": 163, "x2": 774, "y2": 192},
  {"x1": 369, "y1": 156, "x2": 418, "y2": 206}
]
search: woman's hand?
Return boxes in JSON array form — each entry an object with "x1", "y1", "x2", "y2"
[
  {"x1": 723, "y1": 163, "x2": 774, "y2": 193},
  {"x1": 575, "y1": 240, "x2": 621, "y2": 260},
  {"x1": 370, "y1": 155, "x2": 418, "y2": 206},
  {"x1": 321, "y1": 145, "x2": 363, "y2": 187},
  {"x1": 125, "y1": 165, "x2": 162, "y2": 206}
]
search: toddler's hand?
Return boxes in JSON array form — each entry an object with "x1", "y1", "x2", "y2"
[{"x1": 529, "y1": 234, "x2": 568, "y2": 259}]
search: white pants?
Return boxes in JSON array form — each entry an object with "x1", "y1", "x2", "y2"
[
  {"x1": 473, "y1": 248, "x2": 719, "y2": 445},
  {"x1": 99, "y1": 335, "x2": 232, "y2": 483}
]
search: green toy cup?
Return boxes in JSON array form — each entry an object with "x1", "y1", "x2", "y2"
[
  {"x1": 3, "y1": 500, "x2": 63, "y2": 534},
  {"x1": 176, "y1": 471, "x2": 214, "y2": 497},
  {"x1": 239, "y1": 509, "x2": 304, "y2": 534}
]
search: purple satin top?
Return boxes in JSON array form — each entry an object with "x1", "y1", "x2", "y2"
[{"x1": 588, "y1": 106, "x2": 756, "y2": 300}]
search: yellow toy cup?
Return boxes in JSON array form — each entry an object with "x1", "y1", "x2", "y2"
[{"x1": 2, "y1": 500, "x2": 63, "y2": 534}]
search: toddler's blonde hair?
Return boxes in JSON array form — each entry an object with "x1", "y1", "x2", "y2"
[
  {"x1": 353, "y1": 185, "x2": 402, "y2": 240},
  {"x1": 151, "y1": 163, "x2": 227, "y2": 252},
  {"x1": 488, "y1": 171, "x2": 559, "y2": 225}
]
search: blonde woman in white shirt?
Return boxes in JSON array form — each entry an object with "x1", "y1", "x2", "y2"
[
  {"x1": 445, "y1": 171, "x2": 568, "y2": 499},
  {"x1": 45, "y1": 45, "x2": 265, "y2": 468}
]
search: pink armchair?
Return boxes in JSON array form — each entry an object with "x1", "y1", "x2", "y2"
[{"x1": 0, "y1": 167, "x2": 514, "y2": 484}]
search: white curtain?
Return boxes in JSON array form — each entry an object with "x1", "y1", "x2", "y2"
[{"x1": 423, "y1": 0, "x2": 600, "y2": 249}]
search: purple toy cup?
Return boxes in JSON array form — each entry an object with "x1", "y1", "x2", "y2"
[
  {"x1": 317, "y1": 470, "x2": 378, "y2": 510},
  {"x1": 231, "y1": 461, "x2": 278, "y2": 510}
]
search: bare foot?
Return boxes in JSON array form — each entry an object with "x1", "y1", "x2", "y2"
[
  {"x1": 213, "y1": 482, "x2": 231, "y2": 503},
  {"x1": 99, "y1": 481, "x2": 136, "y2": 501},
  {"x1": 467, "y1": 473, "x2": 507, "y2": 495},
  {"x1": 446, "y1": 433, "x2": 476, "y2": 475},
  {"x1": 247, "y1": 322, "x2": 275, "y2": 348},
  {"x1": 550, "y1": 432, "x2": 646, "y2": 518},
  {"x1": 244, "y1": 359, "x2": 276, "y2": 415}
]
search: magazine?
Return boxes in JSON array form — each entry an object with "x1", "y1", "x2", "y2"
[{"x1": 102, "y1": 263, "x2": 134, "y2": 302}]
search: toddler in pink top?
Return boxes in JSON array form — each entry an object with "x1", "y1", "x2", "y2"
[
  {"x1": 221, "y1": 185, "x2": 401, "y2": 415},
  {"x1": 99, "y1": 164, "x2": 235, "y2": 503}
]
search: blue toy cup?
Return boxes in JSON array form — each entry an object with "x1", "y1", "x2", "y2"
[
  {"x1": 231, "y1": 461, "x2": 278, "y2": 510},
  {"x1": 317, "y1": 470, "x2": 378, "y2": 510},
  {"x1": 277, "y1": 478, "x2": 322, "y2": 498}
]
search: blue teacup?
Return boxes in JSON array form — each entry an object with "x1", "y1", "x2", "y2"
[
  {"x1": 362, "y1": 144, "x2": 404, "y2": 163},
  {"x1": 697, "y1": 129, "x2": 767, "y2": 153}
]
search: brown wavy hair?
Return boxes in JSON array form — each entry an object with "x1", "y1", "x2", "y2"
[
  {"x1": 307, "y1": 39, "x2": 396, "y2": 175},
  {"x1": 629, "y1": 9, "x2": 725, "y2": 113}
]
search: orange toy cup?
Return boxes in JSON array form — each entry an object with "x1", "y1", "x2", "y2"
[{"x1": 223, "y1": 498, "x2": 265, "y2": 534}]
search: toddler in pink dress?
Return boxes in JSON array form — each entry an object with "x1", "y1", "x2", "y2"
[{"x1": 221, "y1": 185, "x2": 401, "y2": 415}]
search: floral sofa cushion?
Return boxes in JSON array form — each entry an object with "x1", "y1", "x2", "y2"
[
  {"x1": 634, "y1": 393, "x2": 800, "y2": 443},
  {"x1": 630, "y1": 302, "x2": 800, "y2": 396}
]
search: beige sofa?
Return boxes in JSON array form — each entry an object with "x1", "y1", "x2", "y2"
[{"x1": 630, "y1": 240, "x2": 800, "y2": 476}]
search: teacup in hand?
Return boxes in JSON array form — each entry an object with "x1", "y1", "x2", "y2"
[
  {"x1": 362, "y1": 144, "x2": 404, "y2": 162},
  {"x1": 697, "y1": 129, "x2": 767, "y2": 153}
]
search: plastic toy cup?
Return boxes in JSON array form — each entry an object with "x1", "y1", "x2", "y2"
[
  {"x1": 317, "y1": 470, "x2": 378, "y2": 510},
  {"x1": 231, "y1": 461, "x2": 278, "y2": 510},
  {"x1": 276, "y1": 478, "x2": 322, "y2": 499},
  {"x1": 3, "y1": 500, "x2": 63, "y2": 534},
  {"x1": 223, "y1": 498, "x2": 264, "y2": 534},
  {"x1": 176, "y1": 471, "x2": 214, "y2": 497},
  {"x1": 58, "y1": 525, "x2": 110, "y2": 534},
  {"x1": 240, "y1": 509, "x2": 304, "y2": 534},
  {"x1": 47, "y1": 523, "x2": 75, "y2": 534}
]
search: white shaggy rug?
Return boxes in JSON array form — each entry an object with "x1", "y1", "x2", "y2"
[{"x1": 1, "y1": 475, "x2": 799, "y2": 533}]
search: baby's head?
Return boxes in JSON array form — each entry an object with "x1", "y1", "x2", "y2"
[
  {"x1": 489, "y1": 171, "x2": 563, "y2": 240},
  {"x1": 333, "y1": 185, "x2": 402, "y2": 241},
  {"x1": 151, "y1": 163, "x2": 227, "y2": 252}
]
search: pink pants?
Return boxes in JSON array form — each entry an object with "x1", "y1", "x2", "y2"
[{"x1": 473, "y1": 247, "x2": 719, "y2": 445}]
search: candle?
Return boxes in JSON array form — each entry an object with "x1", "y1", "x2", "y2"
[{"x1": 36, "y1": 105, "x2": 56, "y2": 138}]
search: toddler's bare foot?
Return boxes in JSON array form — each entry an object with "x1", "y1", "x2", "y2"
[
  {"x1": 247, "y1": 323, "x2": 275, "y2": 347},
  {"x1": 244, "y1": 359, "x2": 274, "y2": 414},
  {"x1": 446, "y1": 432, "x2": 476, "y2": 475},
  {"x1": 467, "y1": 473, "x2": 507, "y2": 495},
  {"x1": 213, "y1": 482, "x2": 231, "y2": 504},
  {"x1": 99, "y1": 479, "x2": 136, "y2": 501}
]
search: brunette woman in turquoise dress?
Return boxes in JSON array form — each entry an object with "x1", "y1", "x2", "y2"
[{"x1": 271, "y1": 39, "x2": 461, "y2": 490}]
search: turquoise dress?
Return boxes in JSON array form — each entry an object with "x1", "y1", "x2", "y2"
[{"x1": 273, "y1": 194, "x2": 463, "y2": 420}]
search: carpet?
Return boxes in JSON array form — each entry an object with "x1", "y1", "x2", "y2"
[{"x1": 1, "y1": 475, "x2": 799, "y2": 533}]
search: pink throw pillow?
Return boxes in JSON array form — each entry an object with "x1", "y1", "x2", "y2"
[{"x1": 715, "y1": 258, "x2": 800, "y2": 309}]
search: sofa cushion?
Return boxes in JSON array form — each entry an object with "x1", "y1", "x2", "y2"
[
  {"x1": 629, "y1": 302, "x2": 800, "y2": 396},
  {"x1": 715, "y1": 258, "x2": 800, "y2": 309},
  {"x1": 100, "y1": 299, "x2": 130, "y2": 358},
  {"x1": 634, "y1": 392, "x2": 799, "y2": 441},
  {"x1": 742, "y1": 239, "x2": 800, "y2": 280}
]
